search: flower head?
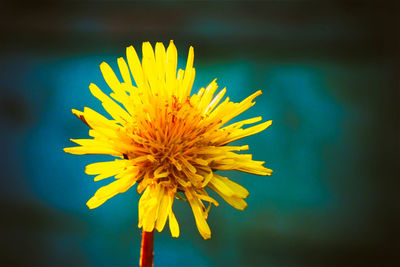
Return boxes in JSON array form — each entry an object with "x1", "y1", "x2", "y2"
[{"x1": 64, "y1": 41, "x2": 272, "y2": 239}]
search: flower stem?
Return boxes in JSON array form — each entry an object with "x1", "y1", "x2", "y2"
[{"x1": 139, "y1": 230, "x2": 154, "y2": 267}]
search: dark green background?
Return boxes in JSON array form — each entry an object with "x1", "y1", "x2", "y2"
[{"x1": 0, "y1": 1, "x2": 399, "y2": 266}]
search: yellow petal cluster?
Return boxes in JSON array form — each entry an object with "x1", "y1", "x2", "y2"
[{"x1": 64, "y1": 41, "x2": 272, "y2": 239}]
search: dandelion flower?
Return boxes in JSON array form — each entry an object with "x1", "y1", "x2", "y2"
[{"x1": 64, "y1": 41, "x2": 273, "y2": 240}]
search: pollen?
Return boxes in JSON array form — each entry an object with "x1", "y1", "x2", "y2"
[{"x1": 64, "y1": 41, "x2": 273, "y2": 239}]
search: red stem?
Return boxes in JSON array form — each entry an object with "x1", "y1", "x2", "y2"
[{"x1": 139, "y1": 230, "x2": 154, "y2": 267}]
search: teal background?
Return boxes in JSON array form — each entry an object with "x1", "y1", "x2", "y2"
[{"x1": 0, "y1": 1, "x2": 399, "y2": 266}]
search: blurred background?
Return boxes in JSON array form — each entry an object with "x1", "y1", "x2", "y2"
[{"x1": 0, "y1": 1, "x2": 399, "y2": 266}]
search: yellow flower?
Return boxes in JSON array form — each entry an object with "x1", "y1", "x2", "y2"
[{"x1": 64, "y1": 41, "x2": 272, "y2": 239}]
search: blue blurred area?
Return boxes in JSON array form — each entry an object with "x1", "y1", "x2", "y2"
[{"x1": 0, "y1": 1, "x2": 398, "y2": 266}]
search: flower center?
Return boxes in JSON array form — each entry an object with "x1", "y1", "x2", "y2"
[{"x1": 126, "y1": 96, "x2": 211, "y2": 189}]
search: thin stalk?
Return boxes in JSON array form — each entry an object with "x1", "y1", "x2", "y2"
[{"x1": 139, "y1": 230, "x2": 154, "y2": 267}]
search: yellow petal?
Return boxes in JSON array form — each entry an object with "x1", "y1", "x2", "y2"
[
  {"x1": 100, "y1": 62, "x2": 126, "y2": 99},
  {"x1": 185, "y1": 46, "x2": 194, "y2": 74},
  {"x1": 63, "y1": 146, "x2": 119, "y2": 156},
  {"x1": 209, "y1": 175, "x2": 235, "y2": 197},
  {"x1": 209, "y1": 183, "x2": 248, "y2": 211},
  {"x1": 117, "y1": 57, "x2": 132, "y2": 85},
  {"x1": 140, "y1": 184, "x2": 164, "y2": 232},
  {"x1": 201, "y1": 171, "x2": 213, "y2": 187},
  {"x1": 86, "y1": 176, "x2": 135, "y2": 209},
  {"x1": 204, "y1": 87, "x2": 226, "y2": 114},
  {"x1": 198, "y1": 79, "x2": 218, "y2": 111},
  {"x1": 142, "y1": 198, "x2": 158, "y2": 232},
  {"x1": 185, "y1": 189, "x2": 211, "y2": 239},
  {"x1": 155, "y1": 190, "x2": 172, "y2": 232},
  {"x1": 126, "y1": 45, "x2": 145, "y2": 89},
  {"x1": 194, "y1": 158, "x2": 208, "y2": 166},
  {"x1": 155, "y1": 42, "x2": 166, "y2": 81},
  {"x1": 234, "y1": 159, "x2": 273, "y2": 176},
  {"x1": 213, "y1": 174, "x2": 249, "y2": 198},
  {"x1": 82, "y1": 107, "x2": 119, "y2": 130},
  {"x1": 180, "y1": 157, "x2": 197, "y2": 173},
  {"x1": 221, "y1": 120, "x2": 273, "y2": 145},
  {"x1": 71, "y1": 109, "x2": 90, "y2": 127},
  {"x1": 224, "y1": 116, "x2": 263, "y2": 130},
  {"x1": 166, "y1": 40, "x2": 177, "y2": 95},
  {"x1": 180, "y1": 46, "x2": 194, "y2": 99},
  {"x1": 181, "y1": 68, "x2": 195, "y2": 101},
  {"x1": 220, "y1": 90, "x2": 262, "y2": 124},
  {"x1": 195, "y1": 192, "x2": 219, "y2": 206},
  {"x1": 89, "y1": 83, "x2": 131, "y2": 122},
  {"x1": 69, "y1": 138, "x2": 120, "y2": 151},
  {"x1": 168, "y1": 209, "x2": 180, "y2": 238},
  {"x1": 85, "y1": 159, "x2": 127, "y2": 181},
  {"x1": 138, "y1": 186, "x2": 151, "y2": 228}
]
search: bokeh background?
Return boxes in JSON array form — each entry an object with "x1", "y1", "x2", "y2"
[{"x1": 1, "y1": 1, "x2": 399, "y2": 266}]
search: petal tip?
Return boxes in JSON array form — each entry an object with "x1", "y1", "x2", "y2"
[{"x1": 86, "y1": 197, "x2": 98, "y2": 209}]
